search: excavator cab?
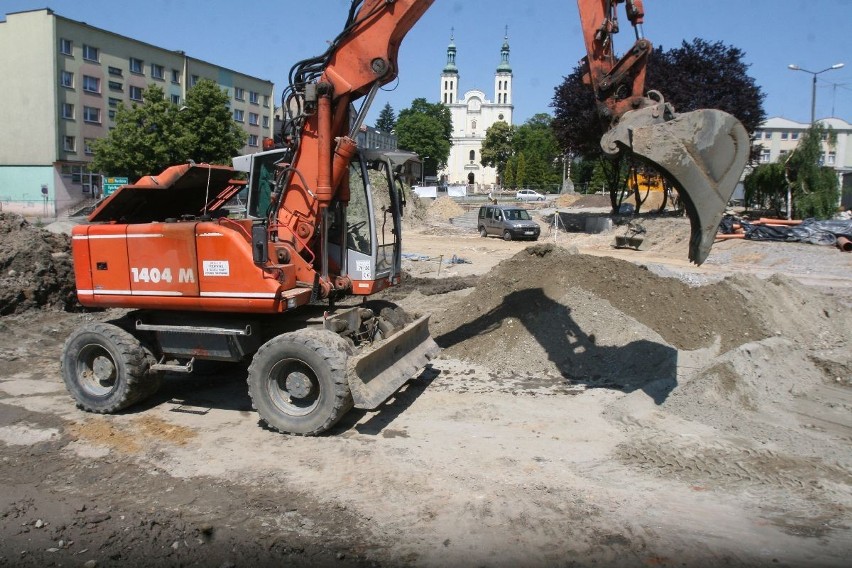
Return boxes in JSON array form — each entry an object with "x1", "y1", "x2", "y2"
[{"x1": 326, "y1": 148, "x2": 418, "y2": 295}]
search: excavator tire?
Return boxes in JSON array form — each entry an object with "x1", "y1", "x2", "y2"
[
  {"x1": 247, "y1": 329, "x2": 353, "y2": 436},
  {"x1": 61, "y1": 322, "x2": 158, "y2": 413}
]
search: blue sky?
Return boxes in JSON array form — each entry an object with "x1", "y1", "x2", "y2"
[{"x1": 4, "y1": 0, "x2": 851, "y2": 126}]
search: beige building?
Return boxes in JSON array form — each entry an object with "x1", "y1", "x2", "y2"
[
  {"x1": 0, "y1": 8, "x2": 274, "y2": 216},
  {"x1": 752, "y1": 117, "x2": 852, "y2": 205},
  {"x1": 438, "y1": 33, "x2": 513, "y2": 190}
]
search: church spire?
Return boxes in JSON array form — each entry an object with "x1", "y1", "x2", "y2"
[
  {"x1": 497, "y1": 26, "x2": 511, "y2": 73},
  {"x1": 443, "y1": 28, "x2": 458, "y2": 74}
]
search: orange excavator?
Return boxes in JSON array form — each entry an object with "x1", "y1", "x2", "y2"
[{"x1": 62, "y1": 0, "x2": 748, "y2": 435}]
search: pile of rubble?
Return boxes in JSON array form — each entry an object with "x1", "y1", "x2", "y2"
[{"x1": 0, "y1": 213, "x2": 78, "y2": 315}]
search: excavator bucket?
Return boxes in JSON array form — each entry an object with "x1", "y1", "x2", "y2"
[
  {"x1": 602, "y1": 104, "x2": 750, "y2": 265},
  {"x1": 346, "y1": 315, "x2": 440, "y2": 410}
]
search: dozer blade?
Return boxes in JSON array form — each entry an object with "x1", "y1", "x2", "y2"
[
  {"x1": 602, "y1": 105, "x2": 750, "y2": 265},
  {"x1": 347, "y1": 315, "x2": 440, "y2": 410}
]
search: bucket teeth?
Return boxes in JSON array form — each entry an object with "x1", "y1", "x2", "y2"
[{"x1": 601, "y1": 105, "x2": 749, "y2": 265}]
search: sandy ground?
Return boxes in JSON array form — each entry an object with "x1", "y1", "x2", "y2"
[{"x1": 1, "y1": 211, "x2": 851, "y2": 567}]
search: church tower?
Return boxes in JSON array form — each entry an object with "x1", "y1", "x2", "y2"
[
  {"x1": 437, "y1": 29, "x2": 515, "y2": 190},
  {"x1": 494, "y1": 28, "x2": 512, "y2": 108},
  {"x1": 440, "y1": 30, "x2": 459, "y2": 105}
]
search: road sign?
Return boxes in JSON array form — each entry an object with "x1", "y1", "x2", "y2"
[{"x1": 102, "y1": 176, "x2": 129, "y2": 198}]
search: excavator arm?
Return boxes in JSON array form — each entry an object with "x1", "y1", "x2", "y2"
[
  {"x1": 577, "y1": 0, "x2": 750, "y2": 265},
  {"x1": 267, "y1": 0, "x2": 433, "y2": 300}
]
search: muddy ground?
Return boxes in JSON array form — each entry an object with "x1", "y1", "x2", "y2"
[{"x1": 1, "y1": 210, "x2": 851, "y2": 567}]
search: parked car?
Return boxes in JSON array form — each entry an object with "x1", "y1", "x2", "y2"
[
  {"x1": 477, "y1": 205, "x2": 540, "y2": 241},
  {"x1": 516, "y1": 189, "x2": 546, "y2": 201}
]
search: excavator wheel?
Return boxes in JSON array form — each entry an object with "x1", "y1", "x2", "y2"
[
  {"x1": 61, "y1": 322, "x2": 160, "y2": 413},
  {"x1": 247, "y1": 329, "x2": 354, "y2": 436}
]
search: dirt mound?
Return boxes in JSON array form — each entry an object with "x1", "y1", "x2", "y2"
[
  {"x1": 566, "y1": 194, "x2": 612, "y2": 209},
  {"x1": 0, "y1": 213, "x2": 78, "y2": 315},
  {"x1": 554, "y1": 193, "x2": 582, "y2": 208},
  {"x1": 428, "y1": 196, "x2": 465, "y2": 220}
]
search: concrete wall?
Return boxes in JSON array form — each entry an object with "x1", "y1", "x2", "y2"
[{"x1": 0, "y1": 166, "x2": 56, "y2": 217}]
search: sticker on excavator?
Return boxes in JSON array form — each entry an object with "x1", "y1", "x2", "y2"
[{"x1": 346, "y1": 315, "x2": 440, "y2": 410}]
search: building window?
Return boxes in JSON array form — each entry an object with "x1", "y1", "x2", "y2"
[
  {"x1": 61, "y1": 103, "x2": 75, "y2": 120},
  {"x1": 471, "y1": 119, "x2": 477, "y2": 130},
  {"x1": 262, "y1": 116, "x2": 270, "y2": 128},
  {"x1": 764, "y1": 131, "x2": 771, "y2": 139},
  {"x1": 61, "y1": 71, "x2": 74, "y2": 88},
  {"x1": 190, "y1": 75, "x2": 200, "y2": 87},
  {"x1": 249, "y1": 112, "x2": 259, "y2": 126},
  {"x1": 827, "y1": 151, "x2": 836, "y2": 166},
  {"x1": 781, "y1": 132, "x2": 789, "y2": 140},
  {"x1": 234, "y1": 109, "x2": 244, "y2": 122},
  {"x1": 151, "y1": 63, "x2": 165, "y2": 80},
  {"x1": 129, "y1": 85, "x2": 143, "y2": 101},
  {"x1": 59, "y1": 38, "x2": 72, "y2": 55},
  {"x1": 84, "y1": 138, "x2": 96, "y2": 155},
  {"x1": 83, "y1": 75, "x2": 100, "y2": 94},
  {"x1": 63, "y1": 136, "x2": 76, "y2": 152},
  {"x1": 130, "y1": 58, "x2": 144, "y2": 74},
  {"x1": 248, "y1": 134, "x2": 259, "y2": 147},
  {"x1": 108, "y1": 66, "x2": 123, "y2": 77},
  {"x1": 171, "y1": 69, "x2": 180, "y2": 84},
  {"x1": 234, "y1": 87, "x2": 245, "y2": 101},
  {"x1": 263, "y1": 95, "x2": 270, "y2": 108},
  {"x1": 83, "y1": 106, "x2": 101, "y2": 124},
  {"x1": 498, "y1": 113, "x2": 504, "y2": 120},
  {"x1": 249, "y1": 91, "x2": 259, "y2": 104},
  {"x1": 108, "y1": 97, "x2": 122, "y2": 108},
  {"x1": 791, "y1": 132, "x2": 799, "y2": 140},
  {"x1": 760, "y1": 148, "x2": 771, "y2": 163},
  {"x1": 109, "y1": 109, "x2": 117, "y2": 120},
  {"x1": 108, "y1": 81, "x2": 123, "y2": 91},
  {"x1": 82, "y1": 44, "x2": 99, "y2": 62}
]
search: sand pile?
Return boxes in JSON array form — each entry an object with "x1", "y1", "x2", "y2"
[
  {"x1": 428, "y1": 196, "x2": 465, "y2": 220},
  {"x1": 0, "y1": 213, "x2": 78, "y2": 315},
  {"x1": 432, "y1": 244, "x2": 850, "y2": 384}
]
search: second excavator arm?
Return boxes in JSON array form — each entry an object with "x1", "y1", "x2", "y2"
[{"x1": 576, "y1": 0, "x2": 750, "y2": 265}]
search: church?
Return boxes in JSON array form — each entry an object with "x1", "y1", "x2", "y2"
[{"x1": 438, "y1": 31, "x2": 513, "y2": 191}]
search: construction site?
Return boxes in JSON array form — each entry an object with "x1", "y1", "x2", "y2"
[{"x1": 0, "y1": 196, "x2": 850, "y2": 567}]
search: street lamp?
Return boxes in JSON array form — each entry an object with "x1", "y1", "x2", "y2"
[
  {"x1": 788, "y1": 63, "x2": 845, "y2": 124},
  {"x1": 421, "y1": 156, "x2": 429, "y2": 186}
]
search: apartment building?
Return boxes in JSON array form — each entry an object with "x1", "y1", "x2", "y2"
[
  {"x1": 0, "y1": 8, "x2": 274, "y2": 216},
  {"x1": 752, "y1": 117, "x2": 852, "y2": 205}
]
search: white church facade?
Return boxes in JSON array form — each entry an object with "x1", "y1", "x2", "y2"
[{"x1": 438, "y1": 33, "x2": 513, "y2": 191}]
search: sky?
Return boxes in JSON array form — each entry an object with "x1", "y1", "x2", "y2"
[{"x1": 3, "y1": 0, "x2": 851, "y2": 126}]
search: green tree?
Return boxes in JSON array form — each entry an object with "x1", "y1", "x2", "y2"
[
  {"x1": 92, "y1": 80, "x2": 245, "y2": 180},
  {"x1": 503, "y1": 156, "x2": 516, "y2": 188},
  {"x1": 515, "y1": 153, "x2": 527, "y2": 189},
  {"x1": 480, "y1": 120, "x2": 514, "y2": 179},
  {"x1": 512, "y1": 114, "x2": 561, "y2": 191},
  {"x1": 180, "y1": 79, "x2": 246, "y2": 164},
  {"x1": 786, "y1": 123, "x2": 839, "y2": 218},
  {"x1": 375, "y1": 102, "x2": 396, "y2": 133},
  {"x1": 91, "y1": 85, "x2": 190, "y2": 179},
  {"x1": 743, "y1": 162, "x2": 787, "y2": 216},
  {"x1": 395, "y1": 98, "x2": 453, "y2": 177}
]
